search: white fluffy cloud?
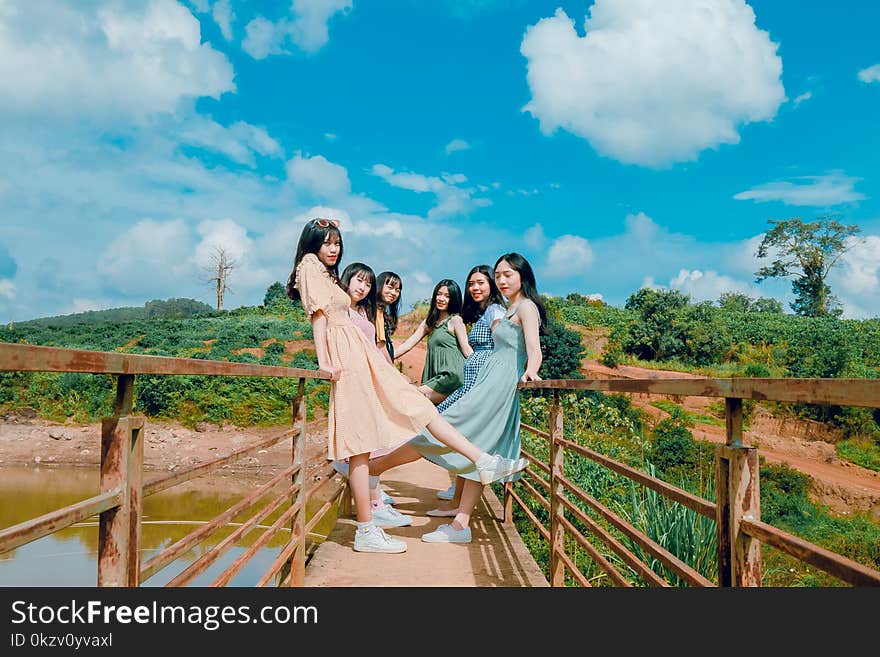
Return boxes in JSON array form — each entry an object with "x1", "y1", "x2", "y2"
[
  {"x1": 834, "y1": 235, "x2": 880, "y2": 300},
  {"x1": 0, "y1": 279, "x2": 15, "y2": 301},
  {"x1": 0, "y1": 0, "x2": 235, "y2": 121},
  {"x1": 445, "y1": 138, "x2": 471, "y2": 154},
  {"x1": 212, "y1": 0, "x2": 234, "y2": 40},
  {"x1": 668, "y1": 268, "x2": 757, "y2": 302},
  {"x1": 793, "y1": 91, "x2": 813, "y2": 107},
  {"x1": 97, "y1": 219, "x2": 195, "y2": 297},
  {"x1": 243, "y1": 0, "x2": 352, "y2": 58},
  {"x1": 734, "y1": 172, "x2": 866, "y2": 206},
  {"x1": 520, "y1": 1, "x2": 785, "y2": 167},
  {"x1": 544, "y1": 235, "x2": 594, "y2": 278},
  {"x1": 180, "y1": 117, "x2": 283, "y2": 166},
  {"x1": 370, "y1": 164, "x2": 491, "y2": 219},
  {"x1": 857, "y1": 64, "x2": 880, "y2": 84},
  {"x1": 286, "y1": 153, "x2": 352, "y2": 199}
]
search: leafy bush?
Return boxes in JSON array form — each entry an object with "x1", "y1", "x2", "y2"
[{"x1": 539, "y1": 319, "x2": 585, "y2": 380}]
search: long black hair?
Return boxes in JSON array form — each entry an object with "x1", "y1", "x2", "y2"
[
  {"x1": 425, "y1": 279, "x2": 462, "y2": 332},
  {"x1": 376, "y1": 271, "x2": 402, "y2": 334},
  {"x1": 341, "y1": 262, "x2": 377, "y2": 323},
  {"x1": 461, "y1": 264, "x2": 505, "y2": 325},
  {"x1": 285, "y1": 218, "x2": 344, "y2": 301},
  {"x1": 494, "y1": 252, "x2": 548, "y2": 334}
]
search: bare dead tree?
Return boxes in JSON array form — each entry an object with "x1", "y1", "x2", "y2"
[{"x1": 202, "y1": 246, "x2": 237, "y2": 311}]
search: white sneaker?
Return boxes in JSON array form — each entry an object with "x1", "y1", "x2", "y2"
[
  {"x1": 426, "y1": 508, "x2": 458, "y2": 517},
  {"x1": 353, "y1": 526, "x2": 407, "y2": 553},
  {"x1": 476, "y1": 454, "x2": 529, "y2": 485},
  {"x1": 421, "y1": 523, "x2": 472, "y2": 544},
  {"x1": 371, "y1": 505, "x2": 412, "y2": 528},
  {"x1": 436, "y1": 484, "x2": 455, "y2": 500}
]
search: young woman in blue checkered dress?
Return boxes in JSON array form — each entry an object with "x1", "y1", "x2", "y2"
[{"x1": 431, "y1": 265, "x2": 507, "y2": 507}]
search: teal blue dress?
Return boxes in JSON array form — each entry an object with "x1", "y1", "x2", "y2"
[{"x1": 409, "y1": 312, "x2": 527, "y2": 482}]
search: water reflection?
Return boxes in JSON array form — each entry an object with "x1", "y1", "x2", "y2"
[{"x1": 0, "y1": 466, "x2": 336, "y2": 587}]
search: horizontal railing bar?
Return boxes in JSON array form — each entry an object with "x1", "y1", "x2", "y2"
[
  {"x1": 558, "y1": 550, "x2": 591, "y2": 587},
  {"x1": 557, "y1": 510, "x2": 632, "y2": 587},
  {"x1": 508, "y1": 489, "x2": 550, "y2": 542},
  {"x1": 741, "y1": 519, "x2": 880, "y2": 587},
  {"x1": 517, "y1": 476, "x2": 550, "y2": 512},
  {"x1": 0, "y1": 489, "x2": 122, "y2": 553},
  {"x1": 519, "y1": 377, "x2": 880, "y2": 408},
  {"x1": 166, "y1": 484, "x2": 300, "y2": 587},
  {"x1": 140, "y1": 465, "x2": 299, "y2": 582},
  {"x1": 520, "y1": 448, "x2": 551, "y2": 477},
  {"x1": 144, "y1": 428, "x2": 300, "y2": 496},
  {"x1": 523, "y1": 467, "x2": 550, "y2": 492},
  {"x1": 210, "y1": 498, "x2": 304, "y2": 588},
  {"x1": 557, "y1": 494, "x2": 668, "y2": 587},
  {"x1": 559, "y1": 436, "x2": 717, "y2": 518},
  {"x1": 557, "y1": 473, "x2": 715, "y2": 587},
  {"x1": 0, "y1": 343, "x2": 331, "y2": 380},
  {"x1": 521, "y1": 422, "x2": 551, "y2": 440}
]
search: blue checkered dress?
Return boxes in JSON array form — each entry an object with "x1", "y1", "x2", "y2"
[{"x1": 436, "y1": 305, "x2": 501, "y2": 413}]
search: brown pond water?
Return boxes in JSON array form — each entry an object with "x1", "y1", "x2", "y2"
[{"x1": 0, "y1": 466, "x2": 337, "y2": 587}]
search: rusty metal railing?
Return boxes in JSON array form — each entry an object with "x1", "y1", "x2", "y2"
[
  {"x1": 0, "y1": 342, "x2": 335, "y2": 587},
  {"x1": 508, "y1": 377, "x2": 880, "y2": 587}
]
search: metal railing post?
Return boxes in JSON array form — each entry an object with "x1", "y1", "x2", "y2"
[
  {"x1": 97, "y1": 374, "x2": 144, "y2": 586},
  {"x1": 715, "y1": 397, "x2": 761, "y2": 586},
  {"x1": 550, "y1": 390, "x2": 565, "y2": 587}
]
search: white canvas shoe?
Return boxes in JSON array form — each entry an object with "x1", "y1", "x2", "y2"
[
  {"x1": 476, "y1": 454, "x2": 529, "y2": 485},
  {"x1": 353, "y1": 526, "x2": 406, "y2": 553}
]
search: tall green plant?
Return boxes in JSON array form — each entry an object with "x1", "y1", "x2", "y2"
[{"x1": 617, "y1": 463, "x2": 718, "y2": 586}]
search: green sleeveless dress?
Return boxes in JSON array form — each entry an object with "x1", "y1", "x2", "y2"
[{"x1": 421, "y1": 316, "x2": 465, "y2": 395}]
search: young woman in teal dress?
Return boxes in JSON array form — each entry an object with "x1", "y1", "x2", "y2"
[{"x1": 364, "y1": 253, "x2": 547, "y2": 543}]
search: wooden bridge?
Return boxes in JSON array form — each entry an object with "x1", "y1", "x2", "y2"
[{"x1": 1, "y1": 342, "x2": 879, "y2": 587}]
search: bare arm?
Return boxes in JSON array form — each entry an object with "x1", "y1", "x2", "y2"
[
  {"x1": 518, "y1": 302, "x2": 543, "y2": 382},
  {"x1": 393, "y1": 321, "x2": 427, "y2": 359},
  {"x1": 311, "y1": 310, "x2": 340, "y2": 381},
  {"x1": 449, "y1": 315, "x2": 473, "y2": 358}
]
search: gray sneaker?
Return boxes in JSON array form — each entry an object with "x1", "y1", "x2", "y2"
[
  {"x1": 371, "y1": 505, "x2": 412, "y2": 528},
  {"x1": 421, "y1": 523, "x2": 472, "y2": 544},
  {"x1": 353, "y1": 526, "x2": 406, "y2": 553},
  {"x1": 476, "y1": 454, "x2": 529, "y2": 485},
  {"x1": 436, "y1": 484, "x2": 455, "y2": 500}
]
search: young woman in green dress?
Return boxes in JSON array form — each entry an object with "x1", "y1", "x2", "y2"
[{"x1": 393, "y1": 279, "x2": 469, "y2": 405}]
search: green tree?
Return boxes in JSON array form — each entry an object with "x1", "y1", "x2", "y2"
[
  {"x1": 622, "y1": 288, "x2": 690, "y2": 361},
  {"x1": 263, "y1": 282, "x2": 287, "y2": 307},
  {"x1": 717, "y1": 292, "x2": 784, "y2": 314},
  {"x1": 717, "y1": 292, "x2": 752, "y2": 313},
  {"x1": 754, "y1": 217, "x2": 860, "y2": 317},
  {"x1": 751, "y1": 296, "x2": 784, "y2": 314},
  {"x1": 539, "y1": 319, "x2": 585, "y2": 379}
]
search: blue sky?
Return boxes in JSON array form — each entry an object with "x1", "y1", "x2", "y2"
[{"x1": 1, "y1": 0, "x2": 878, "y2": 322}]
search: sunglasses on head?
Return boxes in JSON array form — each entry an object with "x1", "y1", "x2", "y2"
[{"x1": 312, "y1": 217, "x2": 340, "y2": 228}]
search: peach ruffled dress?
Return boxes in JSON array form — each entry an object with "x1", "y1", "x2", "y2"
[{"x1": 295, "y1": 253, "x2": 439, "y2": 459}]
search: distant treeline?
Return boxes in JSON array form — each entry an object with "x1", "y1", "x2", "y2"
[{"x1": 12, "y1": 298, "x2": 216, "y2": 328}]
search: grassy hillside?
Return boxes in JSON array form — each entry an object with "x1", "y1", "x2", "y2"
[{"x1": 0, "y1": 300, "x2": 328, "y2": 427}]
